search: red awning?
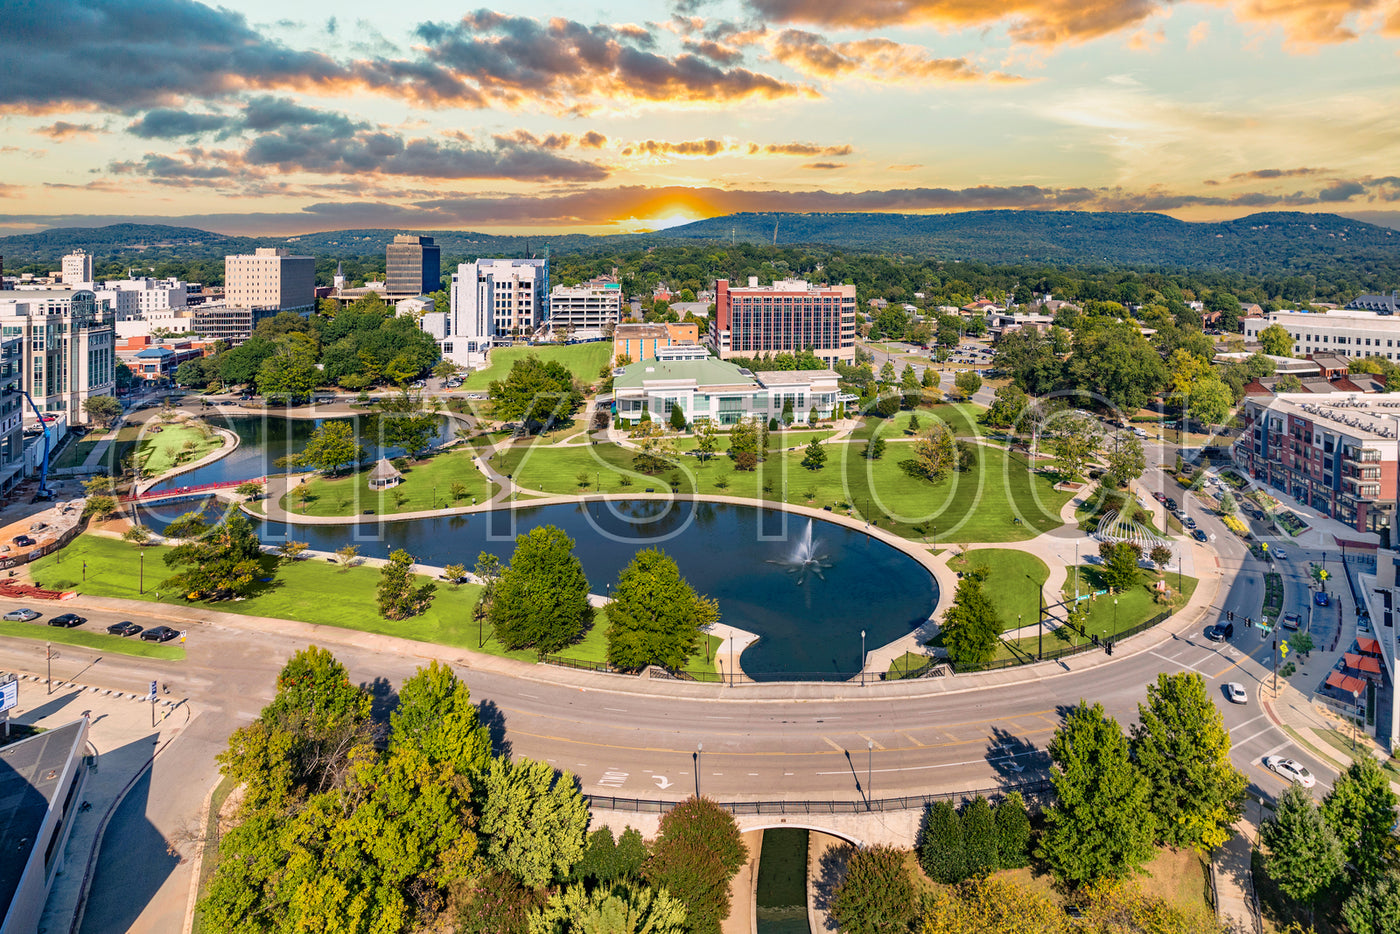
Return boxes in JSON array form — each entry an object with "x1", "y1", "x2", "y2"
[
  {"x1": 1326, "y1": 671, "x2": 1369, "y2": 695},
  {"x1": 1344, "y1": 653, "x2": 1383, "y2": 675},
  {"x1": 1357, "y1": 636, "x2": 1382, "y2": 656}
]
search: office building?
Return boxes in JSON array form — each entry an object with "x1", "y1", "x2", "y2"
[
  {"x1": 1233, "y1": 393, "x2": 1400, "y2": 534},
  {"x1": 190, "y1": 302, "x2": 257, "y2": 342},
  {"x1": 548, "y1": 276, "x2": 622, "y2": 339},
  {"x1": 0, "y1": 337, "x2": 22, "y2": 493},
  {"x1": 224, "y1": 248, "x2": 315, "y2": 316},
  {"x1": 613, "y1": 323, "x2": 701, "y2": 364},
  {"x1": 0, "y1": 290, "x2": 116, "y2": 426},
  {"x1": 1243, "y1": 309, "x2": 1400, "y2": 360},
  {"x1": 94, "y1": 276, "x2": 189, "y2": 321},
  {"x1": 60, "y1": 250, "x2": 92, "y2": 287},
  {"x1": 612, "y1": 357, "x2": 851, "y2": 426},
  {"x1": 1345, "y1": 291, "x2": 1400, "y2": 315},
  {"x1": 448, "y1": 258, "x2": 548, "y2": 357},
  {"x1": 714, "y1": 277, "x2": 856, "y2": 366},
  {"x1": 385, "y1": 235, "x2": 441, "y2": 298}
]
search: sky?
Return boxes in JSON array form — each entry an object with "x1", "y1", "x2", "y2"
[{"x1": 2, "y1": 0, "x2": 1399, "y2": 236}]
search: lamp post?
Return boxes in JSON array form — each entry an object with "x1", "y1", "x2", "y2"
[
  {"x1": 1113, "y1": 597, "x2": 1119, "y2": 641},
  {"x1": 139, "y1": 549, "x2": 144, "y2": 594},
  {"x1": 1353, "y1": 690, "x2": 1361, "y2": 751},
  {"x1": 46, "y1": 642, "x2": 52, "y2": 695},
  {"x1": 867, "y1": 739, "x2": 874, "y2": 811},
  {"x1": 860, "y1": 629, "x2": 866, "y2": 686},
  {"x1": 695, "y1": 742, "x2": 703, "y2": 798}
]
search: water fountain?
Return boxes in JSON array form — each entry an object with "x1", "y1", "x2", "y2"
[{"x1": 769, "y1": 519, "x2": 834, "y2": 584}]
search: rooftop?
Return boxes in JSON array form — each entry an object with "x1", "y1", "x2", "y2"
[
  {"x1": 1256, "y1": 393, "x2": 1400, "y2": 440},
  {"x1": 0, "y1": 720, "x2": 88, "y2": 919},
  {"x1": 614, "y1": 357, "x2": 758, "y2": 390}
]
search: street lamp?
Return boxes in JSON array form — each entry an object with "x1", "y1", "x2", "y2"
[
  {"x1": 860, "y1": 630, "x2": 866, "y2": 686},
  {"x1": 867, "y1": 739, "x2": 874, "y2": 811},
  {"x1": 46, "y1": 642, "x2": 53, "y2": 695},
  {"x1": 695, "y1": 742, "x2": 703, "y2": 798},
  {"x1": 1113, "y1": 597, "x2": 1119, "y2": 641},
  {"x1": 139, "y1": 549, "x2": 144, "y2": 595},
  {"x1": 1353, "y1": 690, "x2": 1361, "y2": 751}
]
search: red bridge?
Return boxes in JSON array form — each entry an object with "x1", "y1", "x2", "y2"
[{"x1": 120, "y1": 477, "x2": 266, "y2": 504}]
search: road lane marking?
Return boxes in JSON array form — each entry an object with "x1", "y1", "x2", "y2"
[
  {"x1": 1231, "y1": 728, "x2": 1275, "y2": 750},
  {"x1": 859, "y1": 734, "x2": 886, "y2": 750},
  {"x1": 902, "y1": 733, "x2": 925, "y2": 747},
  {"x1": 1228, "y1": 713, "x2": 1266, "y2": 735},
  {"x1": 598, "y1": 770, "x2": 628, "y2": 788},
  {"x1": 822, "y1": 737, "x2": 846, "y2": 752},
  {"x1": 1151, "y1": 650, "x2": 1210, "y2": 675},
  {"x1": 603, "y1": 706, "x2": 627, "y2": 712}
]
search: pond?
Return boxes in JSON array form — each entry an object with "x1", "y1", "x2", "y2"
[{"x1": 138, "y1": 497, "x2": 937, "y2": 681}]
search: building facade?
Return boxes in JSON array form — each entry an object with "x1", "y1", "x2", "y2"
[
  {"x1": 224, "y1": 248, "x2": 315, "y2": 316},
  {"x1": 612, "y1": 357, "x2": 847, "y2": 426},
  {"x1": 0, "y1": 290, "x2": 116, "y2": 426},
  {"x1": 94, "y1": 277, "x2": 189, "y2": 320},
  {"x1": 449, "y1": 258, "x2": 549, "y2": 351},
  {"x1": 1243, "y1": 310, "x2": 1400, "y2": 360},
  {"x1": 714, "y1": 277, "x2": 856, "y2": 366},
  {"x1": 385, "y1": 235, "x2": 441, "y2": 298},
  {"x1": 1234, "y1": 393, "x2": 1400, "y2": 533},
  {"x1": 60, "y1": 250, "x2": 92, "y2": 287},
  {"x1": 613, "y1": 323, "x2": 701, "y2": 364},
  {"x1": 0, "y1": 337, "x2": 22, "y2": 493},
  {"x1": 548, "y1": 276, "x2": 622, "y2": 338}
]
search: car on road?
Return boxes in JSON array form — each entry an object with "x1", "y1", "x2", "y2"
[
  {"x1": 1282, "y1": 613, "x2": 1302, "y2": 630},
  {"x1": 3, "y1": 608, "x2": 41, "y2": 621},
  {"x1": 48, "y1": 613, "x2": 86, "y2": 628},
  {"x1": 1274, "y1": 548, "x2": 1288, "y2": 560},
  {"x1": 1183, "y1": 517, "x2": 1198, "y2": 529},
  {"x1": 1192, "y1": 528, "x2": 1209, "y2": 542},
  {"x1": 106, "y1": 621, "x2": 143, "y2": 637},
  {"x1": 11, "y1": 535, "x2": 35, "y2": 547},
  {"x1": 1166, "y1": 499, "x2": 1179, "y2": 512},
  {"x1": 1315, "y1": 591, "x2": 1330, "y2": 606},
  {"x1": 1206, "y1": 621, "x2": 1235, "y2": 642},
  {"x1": 1153, "y1": 491, "x2": 1167, "y2": 503},
  {"x1": 1225, "y1": 682, "x2": 1248, "y2": 704},
  {"x1": 140, "y1": 625, "x2": 179, "y2": 642},
  {"x1": 1265, "y1": 756, "x2": 1316, "y2": 788}
]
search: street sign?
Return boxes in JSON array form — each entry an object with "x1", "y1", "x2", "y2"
[
  {"x1": 148, "y1": 680, "x2": 158, "y2": 701},
  {"x1": 1280, "y1": 640, "x2": 1290, "y2": 659},
  {"x1": 0, "y1": 678, "x2": 17, "y2": 712}
]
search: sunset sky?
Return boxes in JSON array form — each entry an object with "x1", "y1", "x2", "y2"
[{"x1": 3, "y1": 0, "x2": 1399, "y2": 236}]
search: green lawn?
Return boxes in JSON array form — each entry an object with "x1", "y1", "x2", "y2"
[
  {"x1": 53, "y1": 421, "x2": 225, "y2": 476},
  {"x1": 495, "y1": 439, "x2": 1072, "y2": 542},
  {"x1": 462, "y1": 343, "x2": 614, "y2": 390},
  {"x1": 281, "y1": 448, "x2": 497, "y2": 517},
  {"x1": 1046, "y1": 565, "x2": 1197, "y2": 645},
  {"x1": 0, "y1": 619, "x2": 185, "y2": 660},
  {"x1": 849, "y1": 403, "x2": 984, "y2": 442},
  {"x1": 885, "y1": 651, "x2": 936, "y2": 679},
  {"x1": 948, "y1": 548, "x2": 1050, "y2": 631},
  {"x1": 671, "y1": 428, "x2": 835, "y2": 452},
  {"x1": 30, "y1": 535, "x2": 717, "y2": 675}
]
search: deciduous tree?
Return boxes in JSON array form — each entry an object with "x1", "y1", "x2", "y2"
[
  {"x1": 489, "y1": 355, "x2": 583, "y2": 431},
  {"x1": 488, "y1": 526, "x2": 593, "y2": 654},
  {"x1": 910, "y1": 421, "x2": 956, "y2": 481},
  {"x1": 954, "y1": 370, "x2": 982, "y2": 399},
  {"x1": 479, "y1": 756, "x2": 589, "y2": 887},
  {"x1": 83, "y1": 394, "x2": 122, "y2": 428},
  {"x1": 294, "y1": 420, "x2": 363, "y2": 474},
  {"x1": 828, "y1": 845, "x2": 919, "y2": 934},
  {"x1": 529, "y1": 881, "x2": 686, "y2": 934},
  {"x1": 1343, "y1": 870, "x2": 1400, "y2": 934},
  {"x1": 645, "y1": 797, "x2": 748, "y2": 934},
  {"x1": 376, "y1": 548, "x2": 436, "y2": 619},
  {"x1": 1259, "y1": 323, "x2": 1294, "y2": 357},
  {"x1": 1321, "y1": 756, "x2": 1398, "y2": 882},
  {"x1": 606, "y1": 548, "x2": 719, "y2": 671},
  {"x1": 161, "y1": 512, "x2": 265, "y2": 600}
]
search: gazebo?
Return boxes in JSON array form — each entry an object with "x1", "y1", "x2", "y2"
[{"x1": 368, "y1": 457, "x2": 402, "y2": 490}]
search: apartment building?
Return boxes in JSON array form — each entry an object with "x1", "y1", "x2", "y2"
[
  {"x1": 448, "y1": 258, "x2": 549, "y2": 352},
  {"x1": 548, "y1": 276, "x2": 622, "y2": 338},
  {"x1": 60, "y1": 250, "x2": 92, "y2": 287},
  {"x1": 93, "y1": 276, "x2": 189, "y2": 321},
  {"x1": 0, "y1": 337, "x2": 22, "y2": 493},
  {"x1": 385, "y1": 235, "x2": 441, "y2": 298},
  {"x1": 0, "y1": 290, "x2": 116, "y2": 426},
  {"x1": 1234, "y1": 393, "x2": 1400, "y2": 533},
  {"x1": 1243, "y1": 310, "x2": 1400, "y2": 360},
  {"x1": 714, "y1": 277, "x2": 856, "y2": 366},
  {"x1": 224, "y1": 248, "x2": 316, "y2": 316}
]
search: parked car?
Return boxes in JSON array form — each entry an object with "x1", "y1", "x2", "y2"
[
  {"x1": 48, "y1": 613, "x2": 86, "y2": 628},
  {"x1": 1183, "y1": 517, "x2": 1198, "y2": 529},
  {"x1": 1225, "y1": 682, "x2": 1248, "y2": 704},
  {"x1": 1205, "y1": 622, "x2": 1235, "y2": 642},
  {"x1": 1315, "y1": 591, "x2": 1330, "y2": 606},
  {"x1": 3, "y1": 608, "x2": 41, "y2": 621},
  {"x1": 1265, "y1": 756, "x2": 1316, "y2": 788},
  {"x1": 106, "y1": 621, "x2": 143, "y2": 637},
  {"x1": 1153, "y1": 492, "x2": 1167, "y2": 503},
  {"x1": 11, "y1": 535, "x2": 35, "y2": 547},
  {"x1": 1192, "y1": 528, "x2": 1209, "y2": 542},
  {"x1": 1166, "y1": 499, "x2": 1179, "y2": 512},
  {"x1": 140, "y1": 625, "x2": 179, "y2": 642}
]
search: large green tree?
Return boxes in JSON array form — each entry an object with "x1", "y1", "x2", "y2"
[
  {"x1": 910, "y1": 420, "x2": 956, "y2": 481},
  {"x1": 83, "y1": 394, "x2": 122, "y2": 428},
  {"x1": 1048, "y1": 411, "x2": 1100, "y2": 483},
  {"x1": 489, "y1": 355, "x2": 583, "y2": 430},
  {"x1": 480, "y1": 757, "x2": 590, "y2": 888},
  {"x1": 295, "y1": 420, "x2": 363, "y2": 474},
  {"x1": 529, "y1": 881, "x2": 686, "y2": 934},
  {"x1": 983, "y1": 383, "x2": 1029, "y2": 430},
  {"x1": 1038, "y1": 701, "x2": 1156, "y2": 887},
  {"x1": 1258, "y1": 322, "x2": 1294, "y2": 357},
  {"x1": 828, "y1": 845, "x2": 919, "y2": 934},
  {"x1": 161, "y1": 512, "x2": 265, "y2": 600},
  {"x1": 1130, "y1": 672, "x2": 1247, "y2": 852},
  {"x1": 606, "y1": 548, "x2": 719, "y2": 671},
  {"x1": 939, "y1": 573, "x2": 1002, "y2": 668},
  {"x1": 1343, "y1": 870, "x2": 1400, "y2": 934},
  {"x1": 1322, "y1": 756, "x2": 1398, "y2": 883},
  {"x1": 376, "y1": 548, "x2": 436, "y2": 619},
  {"x1": 1260, "y1": 783, "x2": 1346, "y2": 912},
  {"x1": 256, "y1": 337, "x2": 321, "y2": 401},
  {"x1": 488, "y1": 526, "x2": 594, "y2": 654},
  {"x1": 645, "y1": 797, "x2": 748, "y2": 934},
  {"x1": 919, "y1": 800, "x2": 965, "y2": 884},
  {"x1": 1103, "y1": 434, "x2": 1145, "y2": 487}
]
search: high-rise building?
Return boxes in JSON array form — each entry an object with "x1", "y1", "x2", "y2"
[
  {"x1": 0, "y1": 290, "x2": 116, "y2": 426},
  {"x1": 61, "y1": 250, "x2": 93, "y2": 287},
  {"x1": 449, "y1": 258, "x2": 549, "y2": 347},
  {"x1": 0, "y1": 336, "x2": 23, "y2": 494},
  {"x1": 548, "y1": 275, "x2": 622, "y2": 338},
  {"x1": 714, "y1": 277, "x2": 856, "y2": 366},
  {"x1": 224, "y1": 248, "x2": 315, "y2": 317},
  {"x1": 385, "y1": 235, "x2": 441, "y2": 298}
]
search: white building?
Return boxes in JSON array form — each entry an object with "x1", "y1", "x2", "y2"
[
  {"x1": 93, "y1": 276, "x2": 189, "y2": 322},
  {"x1": 1243, "y1": 309, "x2": 1400, "y2": 361},
  {"x1": 0, "y1": 290, "x2": 116, "y2": 426},
  {"x1": 548, "y1": 276, "x2": 622, "y2": 339},
  {"x1": 450, "y1": 258, "x2": 548, "y2": 344},
  {"x1": 60, "y1": 250, "x2": 92, "y2": 287},
  {"x1": 612, "y1": 357, "x2": 849, "y2": 426},
  {"x1": 224, "y1": 247, "x2": 316, "y2": 316}
]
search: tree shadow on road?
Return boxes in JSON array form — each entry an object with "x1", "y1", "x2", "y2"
[{"x1": 477, "y1": 698, "x2": 511, "y2": 758}]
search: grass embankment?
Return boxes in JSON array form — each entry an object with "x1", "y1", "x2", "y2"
[
  {"x1": 494, "y1": 436, "x2": 1071, "y2": 544},
  {"x1": 847, "y1": 404, "x2": 983, "y2": 442},
  {"x1": 671, "y1": 429, "x2": 835, "y2": 452},
  {"x1": 0, "y1": 619, "x2": 185, "y2": 660},
  {"x1": 281, "y1": 449, "x2": 497, "y2": 517},
  {"x1": 948, "y1": 549, "x2": 1050, "y2": 632},
  {"x1": 461, "y1": 343, "x2": 613, "y2": 390},
  {"x1": 30, "y1": 535, "x2": 719, "y2": 675},
  {"x1": 51, "y1": 421, "x2": 224, "y2": 476}
]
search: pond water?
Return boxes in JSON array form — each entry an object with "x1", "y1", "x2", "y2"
[{"x1": 137, "y1": 496, "x2": 937, "y2": 681}]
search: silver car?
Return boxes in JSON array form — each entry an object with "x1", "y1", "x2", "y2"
[
  {"x1": 2, "y1": 608, "x2": 41, "y2": 621},
  {"x1": 1225, "y1": 682, "x2": 1248, "y2": 704}
]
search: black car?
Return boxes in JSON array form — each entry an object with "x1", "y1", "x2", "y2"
[
  {"x1": 140, "y1": 625, "x2": 179, "y2": 642},
  {"x1": 1205, "y1": 621, "x2": 1235, "y2": 642},
  {"x1": 106, "y1": 620, "x2": 143, "y2": 637},
  {"x1": 11, "y1": 535, "x2": 35, "y2": 547},
  {"x1": 48, "y1": 613, "x2": 86, "y2": 628},
  {"x1": 1166, "y1": 499, "x2": 1179, "y2": 512},
  {"x1": 1192, "y1": 528, "x2": 1209, "y2": 542}
]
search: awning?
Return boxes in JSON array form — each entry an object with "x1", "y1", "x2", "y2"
[
  {"x1": 1326, "y1": 671, "x2": 1369, "y2": 695},
  {"x1": 1344, "y1": 653, "x2": 1383, "y2": 675},
  {"x1": 1357, "y1": 636, "x2": 1382, "y2": 656}
]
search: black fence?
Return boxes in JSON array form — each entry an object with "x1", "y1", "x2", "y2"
[
  {"x1": 952, "y1": 611, "x2": 1172, "y2": 675},
  {"x1": 584, "y1": 778, "x2": 1053, "y2": 817}
]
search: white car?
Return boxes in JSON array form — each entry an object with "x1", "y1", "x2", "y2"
[
  {"x1": 1265, "y1": 755, "x2": 1316, "y2": 788},
  {"x1": 1225, "y1": 682, "x2": 1248, "y2": 704},
  {"x1": 1274, "y1": 548, "x2": 1288, "y2": 560}
]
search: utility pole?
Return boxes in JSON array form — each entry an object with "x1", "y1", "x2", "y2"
[
  {"x1": 867, "y1": 739, "x2": 873, "y2": 811},
  {"x1": 1272, "y1": 638, "x2": 1279, "y2": 694}
]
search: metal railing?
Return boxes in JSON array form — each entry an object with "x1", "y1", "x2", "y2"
[
  {"x1": 584, "y1": 778, "x2": 1053, "y2": 816},
  {"x1": 120, "y1": 476, "x2": 264, "y2": 503},
  {"x1": 952, "y1": 611, "x2": 1172, "y2": 674}
]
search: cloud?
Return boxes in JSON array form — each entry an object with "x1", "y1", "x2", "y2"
[
  {"x1": 1188, "y1": 20, "x2": 1211, "y2": 47},
  {"x1": 765, "y1": 28, "x2": 1017, "y2": 83},
  {"x1": 126, "y1": 110, "x2": 232, "y2": 139},
  {"x1": 1318, "y1": 179, "x2": 1367, "y2": 201},
  {"x1": 888, "y1": 164, "x2": 923, "y2": 171},
  {"x1": 803, "y1": 162, "x2": 844, "y2": 169},
  {"x1": 35, "y1": 121, "x2": 104, "y2": 140},
  {"x1": 579, "y1": 131, "x2": 610, "y2": 149},
  {"x1": 623, "y1": 139, "x2": 730, "y2": 156},
  {"x1": 752, "y1": 142, "x2": 855, "y2": 156},
  {"x1": 413, "y1": 12, "x2": 813, "y2": 112},
  {"x1": 1227, "y1": 167, "x2": 1326, "y2": 181}
]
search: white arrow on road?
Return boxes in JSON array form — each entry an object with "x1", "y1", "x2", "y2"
[{"x1": 653, "y1": 775, "x2": 672, "y2": 790}]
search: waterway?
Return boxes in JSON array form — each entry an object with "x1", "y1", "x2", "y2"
[{"x1": 755, "y1": 828, "x2": 811, "y2": 933}]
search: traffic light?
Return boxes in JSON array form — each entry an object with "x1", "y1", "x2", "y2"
[
  {"x1": 1246, "y1": 616, "x2": 1253, "y2": 628},
  {"x1": 1228, "y1": 610, "x2": 1235, "y2": 622}
]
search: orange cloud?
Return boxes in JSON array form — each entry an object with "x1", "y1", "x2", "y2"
[
  {"x1": 622, "y1": 139, "x2": 730, "y2": 157},
  {"x1": 34, "y1": 121, "x2": 104, "y2": 140},
  {"x1": 766, "y1": 28, "x2": 1019, "y2": 83},
  {"x1": 752, "y1": 142, "x2": 855, "y2": 156}
]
